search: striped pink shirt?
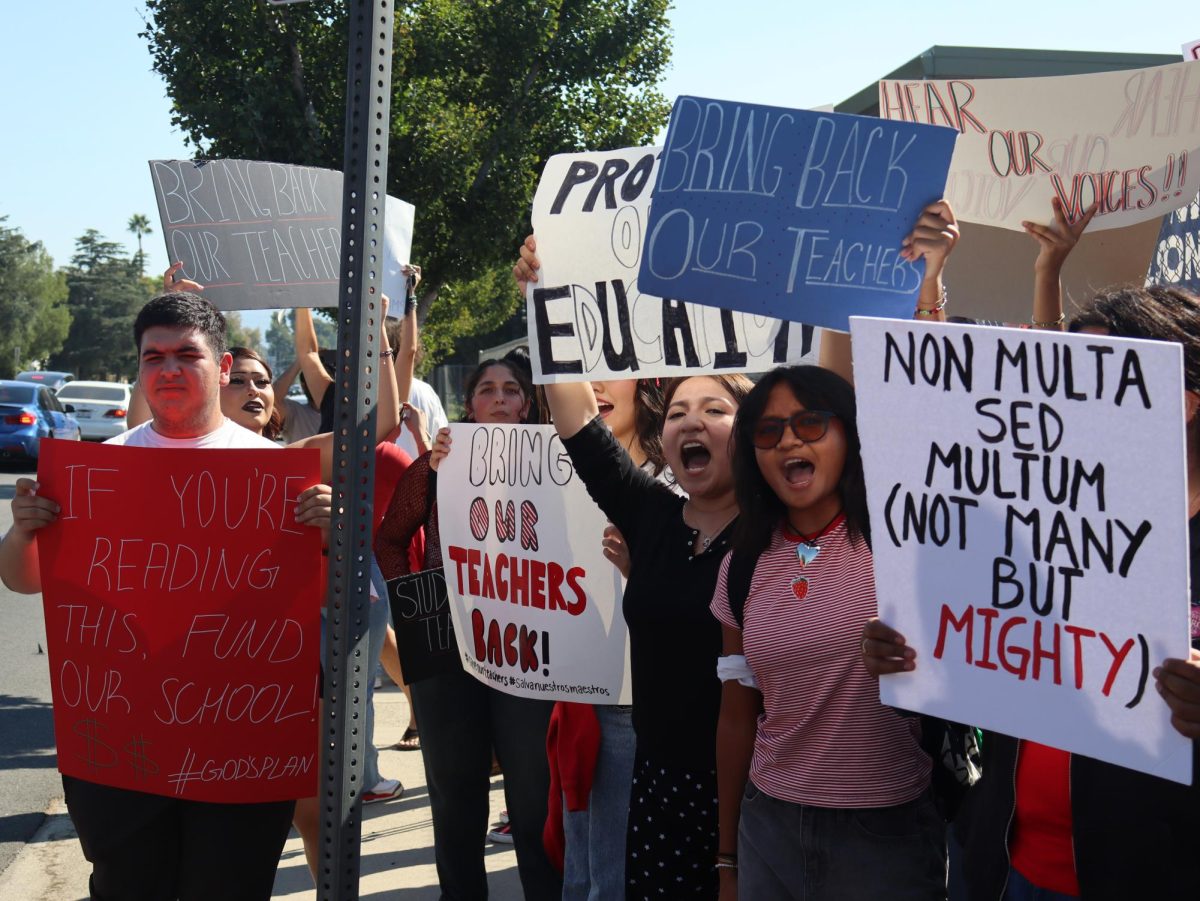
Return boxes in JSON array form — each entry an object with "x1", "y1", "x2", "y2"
[{"x1": 711, "y1": 518, "x2": 930, "y2": 807}]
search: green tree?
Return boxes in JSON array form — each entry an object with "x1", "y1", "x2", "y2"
[
  {"x1": 225, "y1": 311, "x2": 264, "y2": 356},
  {"x1": 142, "y1": 0, "x2": 671, "y2": 362},
  {"x1": 127, "y1": 213, "x2": 154, "y2": 275},
  {"x1": 264, "y1": 310, "x2": 294, "y2": 373},
  {"x1": 0, "y1": 218, "x2": 70, "y2": 378},
  {"x1": 49, "y1": 230, "x2": 152, "y2": 379}
]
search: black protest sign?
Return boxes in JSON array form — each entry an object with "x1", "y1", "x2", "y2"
[{"x1": 386, "y1": 568, "x2": 458, "y2": 684}]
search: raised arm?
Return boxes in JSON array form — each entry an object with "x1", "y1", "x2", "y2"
[
  {"x1": 513, "y1": 234, "x2": 598, "y2": 437},
  {"x1": 1022, "y1": 197, "x2": 1097, "y2": 331},
  {"x1": 273, "y1": 357, "x2": 302, "y2": 396},
  {"x1": 294, "y1": 307, "x2": 334, "y2": 408},
  {"x1": 904, "y1": 199, "x2": 959, "y2": 326},
  {"x1": 392, "y1": 265, "x2": 420, "y2": 409},
  {"x1": 820, "y1": 200, "x2": 959, "y2": 384},
  {"x1": 375, "y1": 294, "x2": 401, "y2": 441}
]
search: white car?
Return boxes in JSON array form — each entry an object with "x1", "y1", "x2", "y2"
[{"x1": 55, "y1": 381, "x2": 132, "y2": 440}]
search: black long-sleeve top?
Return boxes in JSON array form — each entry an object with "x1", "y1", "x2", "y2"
[{"x1": 563, "y1": 417, "x2": 733, "y2": 771}]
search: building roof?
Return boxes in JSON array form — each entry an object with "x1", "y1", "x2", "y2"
[{"x1": 837, "y1": 45, "x2": 1180, "y2": 116}]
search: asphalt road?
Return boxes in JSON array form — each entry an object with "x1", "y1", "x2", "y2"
[{"x1": 0, "y1": 461, "x2": 62, "y2": 878}]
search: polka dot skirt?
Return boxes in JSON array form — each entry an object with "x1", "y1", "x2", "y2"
[{"x1": 625, "y1": 753, "x2": 719, "y2": 899}]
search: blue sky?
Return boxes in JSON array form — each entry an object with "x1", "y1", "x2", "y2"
[{"x1": 0, "y1": 2, "x2": 1193, "y2": 333}]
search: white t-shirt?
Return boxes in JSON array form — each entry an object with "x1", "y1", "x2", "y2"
[
  {"x1": 105, "y1": 418, "x2": 279, "y2": 450},
  {"x1": 395, "y1": 378, "x2": 448, "y2": 459}
]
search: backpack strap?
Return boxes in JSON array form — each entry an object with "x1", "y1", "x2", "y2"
[{"x1": 725, "y1": 549, "x2": 759, "y2": 629}]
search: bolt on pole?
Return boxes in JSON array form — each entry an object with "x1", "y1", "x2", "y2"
[{"x1": 319, "y1": 1, "x2": 394, "y2": 898}]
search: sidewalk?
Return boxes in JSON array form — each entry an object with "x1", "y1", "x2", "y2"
[{"x1": 0, "y1": 686, "x2": 523, "y2": 900}]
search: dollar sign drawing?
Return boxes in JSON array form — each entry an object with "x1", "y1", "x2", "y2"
[
  {"x1": 72, "y1": 719, "x2": 118, "y2": 771},
  {"x1": 123, "y1": 734, "x2": 160, "y2": 780}
]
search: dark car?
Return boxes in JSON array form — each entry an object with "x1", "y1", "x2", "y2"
[
  {"x1": 0, "y1": 380, "x2": 81, "y2": 461},
  {"x1": 16, "y1": 370, "x2": 74, "y2": 391}
]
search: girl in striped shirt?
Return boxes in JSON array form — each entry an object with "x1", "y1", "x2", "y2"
[{"x1": 713, "y1": 202, "x2": 960, "y2": 901}]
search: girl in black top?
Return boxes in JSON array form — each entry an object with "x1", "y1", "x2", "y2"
[{"x1": 511, "y1": 233, "x2": 754, "y2": 899}]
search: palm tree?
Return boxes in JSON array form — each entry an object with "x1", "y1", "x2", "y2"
[{"x1": 127, "y1": 213, "x2": 153, "y2": 275}]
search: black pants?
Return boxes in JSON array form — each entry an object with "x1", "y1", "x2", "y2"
[
  {"x1": 410, "y1": 667, "x2": 561, "y2": 901},
  {"x1": 63, "y1": 776, "x2": 295, "y2": 901}
]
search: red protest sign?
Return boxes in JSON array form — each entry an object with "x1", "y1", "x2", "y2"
[{"x1": 35, "y1": 439, "x2": 324, "y2": 803}]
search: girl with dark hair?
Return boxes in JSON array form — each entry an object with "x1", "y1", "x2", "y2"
[
  {"x1": 551, "y1": 376, "x2": 664, "y2": 900},
  {"x1": 514, "y1": 230, "x2": 757, "y2": 900},
  {"x1": 375, "y1": 355, "x2": 563, "y2": 901},
  {"x1": 715, "y1": 365, "x2": 944, "y2": 901},
  {"x1": 714, "y1": 201, "x2": 961, "y2": 901},
  {"x1": 221, "y1": 346, "x2": 284, "y2": 441}
]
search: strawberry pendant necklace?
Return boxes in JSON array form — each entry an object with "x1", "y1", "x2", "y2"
[{"x1": 785, "y1": 511, "x2": 843, "y2": 601}]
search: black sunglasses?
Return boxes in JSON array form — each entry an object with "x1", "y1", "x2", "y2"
[{"x1": 751, "y1": 410, "x2": 835, "y2": 450}]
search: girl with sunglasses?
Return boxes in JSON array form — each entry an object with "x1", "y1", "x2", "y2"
[{"x1": 712, "y1": 201, "x2": 960, "y2": 901}]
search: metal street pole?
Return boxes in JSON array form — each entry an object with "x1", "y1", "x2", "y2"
[{"x1": 319, "y1": 1, "x2": 394, "y2": 898}]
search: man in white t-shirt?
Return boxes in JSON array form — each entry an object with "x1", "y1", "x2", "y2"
[{"x1": 0, "y1": 291, "x2": 332, "y2": 900}]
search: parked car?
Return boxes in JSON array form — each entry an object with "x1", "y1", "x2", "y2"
[
  {"x1": 15, "y1": 370, "x2": 74, "y2": 391},
  {"x1": 0, "y1": 380, "x2": 81, "y2": 461},
  {"x1": 55, "y1": 381, "x2": 133, "y2": 441}
]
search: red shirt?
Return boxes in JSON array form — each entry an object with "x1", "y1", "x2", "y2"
[
  {"x1": 1010, "y1": 742, "x2": 1080, "y2": 896},
  {"x1": 373, "y1": 443, "x2": 412, "y2": 530}
]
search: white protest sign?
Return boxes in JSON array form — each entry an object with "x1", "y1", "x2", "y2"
[
  {"x1": 852, "y1": 317, "x2": 1193, "y2": 784},
  {"x1": 879, "y1": 61, "x2": 1200, "y2": 232},
  {"x1": 1186, "y1": 40, "x2": 1200, "y2": 61},
  {"x1": 436, "y1": 424, "x2": 631, "y2": 703},
  {"x1": 528, "y1": 146, "x2": 818, "y2": 382}
]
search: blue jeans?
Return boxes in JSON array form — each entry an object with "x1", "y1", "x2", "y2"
[
  {"x1": 562, "y1": 705, "x2": 636, "y2": 901},
  {"x1": 738, "y1": 782, "x2": 947, "y2": 900},
  {"x1": 1004, "y1": 867, "x2": 1079, "y2": 900},
  {"x1": 410, "y1": 666, "x2": 560, "y2": 900},
  {"x1": 363, "y1": 560, "x2": 391, "y2": 789}
]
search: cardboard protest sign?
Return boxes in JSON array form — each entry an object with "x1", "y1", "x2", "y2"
[
  {"x1": 528, "y1": 146, "x2": 818, "y2": 381},
  {"x1": 36, "y1": 440, "x2": 324, "y2": 802},
  {"x1": 436, "y1": 424, "x2": 630, "y2": 703},
  {"x1": 1147, "y1": 191, "x2": 1200, "y2": 292},
  {"x1": 386, "y1": 568, "x2": 459, "y2": 684},
  {"x1": 879, "y1": 61, "x2": 1200, "y2": 232},
  {"x1": 852, "y1": 318, "x2": 1192, "y2": 784},
  {"x1": 150, "y1": 159, "x2": 415, "y2": 310},
  {"x1": 636, "y1": 97, "x2": 956, "y2": 332}
]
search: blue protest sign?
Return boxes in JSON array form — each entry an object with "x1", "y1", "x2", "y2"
[
  {"x1": 1147, "y1": 191, "x2": 1200, "y2": 293},
  {"x1": 637, "y1": 97, "x2": 957, "y2": 331}
]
